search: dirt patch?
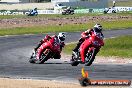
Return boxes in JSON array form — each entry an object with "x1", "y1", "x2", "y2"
[
  {"x1": 0, "y1": 78, "x2": 130, "y2": 88},
  {"x1": 0, "y1": 15, "x2": 132, "y2": 29},
  {"x1": 94, "y1": 56, "x2": 132, "y2": 64}
]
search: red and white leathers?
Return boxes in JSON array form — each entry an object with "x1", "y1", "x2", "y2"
[
  {"x1": 36, "y1": 35, "x2": 65, "y2": 60},
  {"x1": 81, "y1": 29, "x2": 93, "y2": 39},
  {"x1": 73, "y1": 28, "x2": 94, "y2": 52},
  {"x1": 80, "y1": 29, "x2": 103, "y2": 63},
  {"x1": 73, "y1": 28, "x2": 103, "y2": 63}
]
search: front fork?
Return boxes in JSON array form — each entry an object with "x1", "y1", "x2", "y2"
[
  {"x1": 43, "y1": 49, "x2": 51, "y2": 56},
  {"x1": 88, "y1": 47, "x2": 100, "y2": 57}
]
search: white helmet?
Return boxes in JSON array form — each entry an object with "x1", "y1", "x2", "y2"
[
  {"x1": 94, "y1": 24, "x2": 102, "y2": 32},
  {"x1": 58, "y1": 32, "x2": 66, "y2": 41}
]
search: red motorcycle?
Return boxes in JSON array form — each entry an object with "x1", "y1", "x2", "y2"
[
  {"x1": 71, "y1": 31, "x2": 104, "y2": 66},
  {"x1": 29, "y1": 36, "x2": 61, "y2": 64}
]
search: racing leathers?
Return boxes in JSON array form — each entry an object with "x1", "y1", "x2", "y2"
[
  {"x1": 73, "y1": 29, "x2": 92, "y2": 52},
  {"x1": 35, "y1": 35, "x2": 65, "y2": 60},
  {"x1": 73, "y1": 28, "x2": 103, "y2": 53},
  {"x1": 30, "y1": 8, "x2": 38, "y2": 16}
]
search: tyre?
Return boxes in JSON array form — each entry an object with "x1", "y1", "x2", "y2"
[
  {"x1": 70, "y1": 12, "x2": 74, "y2": 15},
  {"x1": 71, "y1": 53, "x2": 79, "y2": 66},
  {"x1": 85, "y1": 48, "x2": 95, "y2": 66},
  {"x1": 104, "y1": 11, "x2": 107, "y2": 14},
  {"x1": 34, "y1": 53, "x2": 47, "y2": 64},
  {"x1": 34, "y1": 49, "x2": 50, "y2": 64},
  {"x1": 29, "y1": 52, "x2": 36, "y2": 63},
  {"x1": 34, "y1": 60, "x2": 42, "y2": 64},
  {"x1": 112, "y1": 10, "x2": 116, "y2": 13},
  {"x1": 29, "y1": 58, "x2": 35, "y2": 63},
  {"x1": 71, "y1": 60, "x2": 79, "y2": 66},
  {"x1": 62, "y1": 12, "x2": 66, "y2": 15}
]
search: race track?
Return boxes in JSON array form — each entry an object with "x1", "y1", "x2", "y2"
[{"x1": 0, "y1": 29, "x2": 132, "y2": 83}]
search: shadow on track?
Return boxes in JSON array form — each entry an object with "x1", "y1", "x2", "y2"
[{"x1": 30, "y1": 61, "x2": 71, "y2": 64}]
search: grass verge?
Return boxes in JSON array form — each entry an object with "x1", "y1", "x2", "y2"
[
  {"x1": 0, "y1": 20, "x2": 132, "y2": 36},
  {"x1": 0, "y1": 12, "x2": 132, "y2": 19},
  {"x1": 63, "y1": 35, "x2": 132, "y2": 58}
]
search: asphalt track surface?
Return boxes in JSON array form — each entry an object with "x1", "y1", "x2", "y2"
[{"x1": 0, "y1": 29, "x2": 132, "y2": 83}]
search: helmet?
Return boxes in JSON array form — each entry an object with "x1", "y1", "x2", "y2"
[
  {"x1": 93, "y1": 24, "x2": 102, "y2": 32},
  {"x1": 34, "y1": 8, "x2": 37, "y2": 11},
  {"x1": 58, "y1": 32, "x2": 66, "y2": 41}
]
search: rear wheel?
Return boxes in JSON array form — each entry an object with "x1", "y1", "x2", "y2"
[
  {"x1": 85, "y1": 48, "x2": 95, "y2": 66},
  {"x1": 70, "y1": 12, "x2": 74, "y2": 15},
  {"x1": 62, "y1": 12, "x2": 66, "y2": 15}
]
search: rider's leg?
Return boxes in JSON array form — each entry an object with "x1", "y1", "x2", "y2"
[
  {"x1": 73, "y1": 38, "x2": 84, "y2": 52},
  {"x1": 36, "y1": 43, "x2": 48, "y2": 60},
  {"x1": 34, "y1": 42, "x2": 42, "y2": 51},
  {"x1": 73, "y1": 42, "x2": 82, "y2": 52}
]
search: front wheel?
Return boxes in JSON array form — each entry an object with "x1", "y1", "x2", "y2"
[
  {"x1": 29, "y1": 51, "x2": 36, "y2": 63},
  {"x1": 29, "y1": 58, "x2": 35, "y2": 63},
  {"x1": 71, "y1": 53, "x2": 79, "y2": 66},
  {"x1": 85, "y1": 48, "x2": 96, "y2": 66},
  {"x1": 35, "y1": 52, "x2": 49, "y2": 64}
]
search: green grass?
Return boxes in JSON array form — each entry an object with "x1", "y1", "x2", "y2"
[
  {"x1": 0, "y1": 24, "x2": 86, "y2": 36},
  {"x1": 109, "y1": 0, "x2": 132, "y2": 7},
  {"x1": 0, "y1": 14, "x2": 97, "y2": 19},
  {"x1": 0, "y1": 15, "x2": 27, "y2": 19},
  {"x1": 0, "y1": 12, "x2": 132, "y2": 19},
  {"x1": 63, "y1": 43, "x2": 76, "y2": 55},
  {"x1": 63, "y1": 35, "x2": 132, "y2": 58},
  {"x1": 0, "y1": 20, "x2": 132, "y2": 36},
  {"x1": 98, "y1": 35, "x2": 132, "y2": 58}
]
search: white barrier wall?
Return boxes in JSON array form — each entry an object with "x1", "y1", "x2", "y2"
[
  {"x1": 115, "y1": 7, "x2": 132, "y2": 12},
  {"x1": 37, "y1": 10, "x2": 55, "y2": 14},
  {"x1": 0, "y1": 7, "x2": 131, "y2": 15}
]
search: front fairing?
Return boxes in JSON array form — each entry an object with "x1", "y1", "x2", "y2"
[{"x1": 87, "y1": 32, "x2": 104, "y2": 47}]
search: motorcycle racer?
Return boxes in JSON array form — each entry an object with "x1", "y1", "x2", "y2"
[
  {"x1": 35, "y1": 32, "x2": 66, "y2": 60},
  {"x1": 28, "y1": 8, "x2": 38, "y2": 16},
  {"x1": 72, "y1": 24, "x2": 104, "y2": 62}
]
